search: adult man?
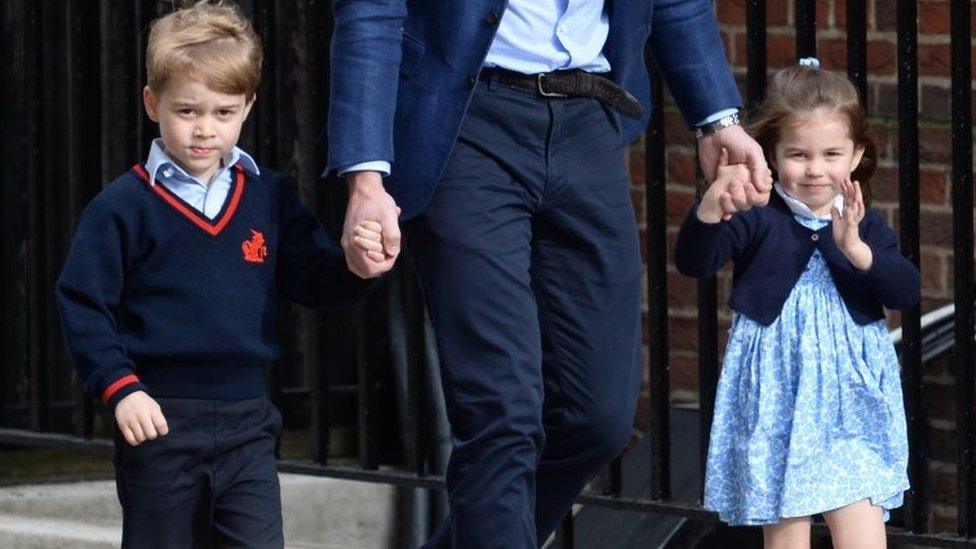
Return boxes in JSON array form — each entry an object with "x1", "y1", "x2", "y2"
[{"x1": 327, "y1": 1, "x2": 770, "y2": 546}]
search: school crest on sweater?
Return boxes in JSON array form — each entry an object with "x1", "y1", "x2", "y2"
[{"x1": 242, "y1": 229, "x2": 268, "y2": 263}]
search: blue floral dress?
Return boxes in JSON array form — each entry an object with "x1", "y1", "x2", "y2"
[{"x1": 702, "y1": 213, "x2": 910, "y2": 526}]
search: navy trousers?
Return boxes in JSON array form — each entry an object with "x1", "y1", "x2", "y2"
[
  {"x1": 113, "y1": 397, "x2": 284, "y2": 548},
  {"x1": 409, "y1": 77, "x2": 644, "y2": 548}
]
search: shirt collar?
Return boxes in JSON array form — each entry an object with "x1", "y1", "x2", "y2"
[
  {"x1": 144, "y1": 138, "x2": 260, "y2": 186},
  {"x1": 773, "y1": 182, "x2": 843, "y2": 222}
]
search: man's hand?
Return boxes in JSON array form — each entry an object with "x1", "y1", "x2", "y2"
[
  {"x1": 115, "y1": 391, "x2": 168, "y2": 447},
  {"x1": 342, "y1": 171, "x2": 401, "y2": 278},
  {"x1": 698, "y1": 124, "x2": 772, "y2": 211}
]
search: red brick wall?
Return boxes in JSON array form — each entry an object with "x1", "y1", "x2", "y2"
[
  {"x1": 629, "y1": 0, "x2": 969, "y2": 532},
  {"x1": 924, "y1": 350, "x2": 963, "y2": 532}
]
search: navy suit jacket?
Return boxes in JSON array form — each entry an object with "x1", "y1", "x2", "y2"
[{"x1": 327, "y1": 0, "x2": 742, "y2": 219}]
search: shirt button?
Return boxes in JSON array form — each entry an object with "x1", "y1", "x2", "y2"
[
  {"x1": 465, "y1": 76, "x2": 476, "y2": 88},
  {"x1": 486, "y1": 12, "x2": 499, "y2": 24},
  {"x1": 811, "y1": 233, "x2": 819, "y2": 241}
]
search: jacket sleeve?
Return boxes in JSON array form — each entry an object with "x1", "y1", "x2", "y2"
[
  {"x1": 856, "y1": 210, "x2": 921, "y2": 310},
  {"x1": 673, "y1": 202, "x2": 761, "y2": 278},
  {"x1": 325, "y1": 0, "x2": 408, "y2": 176},
  {"x1": 55, "y1": 198, "x2": 148, "y2": 411},
  {"x1": 275, "y1": 173, "x2": 376, "y2": 308},
  {"x1": 648, "y1": 0, "x2": 742, "y2": 126}
]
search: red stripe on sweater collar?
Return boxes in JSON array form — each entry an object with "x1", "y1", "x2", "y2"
[{"x1": 131, "y1": 163, "x2": 245, "y2": 237}]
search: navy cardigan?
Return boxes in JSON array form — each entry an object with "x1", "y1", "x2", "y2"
[{"x1": 673, "y1": 191, "x2": 920, "y2": 326}]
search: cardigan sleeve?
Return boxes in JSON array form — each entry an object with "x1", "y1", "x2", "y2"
[
  {"x1": 55, "y1": 196, "x2": 148, "y2": 411},
  {"x1": 273, "y1": 172, "x2": 376, "y2": 308},
  {"x1": 856, "y1": 210, "x2": 921, "y2": 310},
  {"x1": 673, "y1": 202, "x2": 762, "y2": 278}
]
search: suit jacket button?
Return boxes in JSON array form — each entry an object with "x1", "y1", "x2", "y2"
[
  {"x1": 486, "y1": 12, "x2": 499, "y2": 24},
  {"x1": 811, "y1": 233, "x2": 819, "y2": 241}
]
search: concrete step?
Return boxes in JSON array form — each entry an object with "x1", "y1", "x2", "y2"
[
  {"x1": 0, "y1": 481, "x2": 121, "y2": 526},
  {"x1": 279, "y1": 474, "x2": 399, "y2": 548},
  {"x1": 0, "y1": 474, "x2": 398, "y2": 548},
  {"x1": 0, "y1": 514, "x2": 118, "y2": 549}
]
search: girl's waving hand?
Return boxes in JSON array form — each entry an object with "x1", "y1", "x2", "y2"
[{"x1": 831, "y1": 178, "x2": 873, "y2": 271}]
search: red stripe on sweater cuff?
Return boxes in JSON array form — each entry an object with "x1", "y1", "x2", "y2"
[{"x1": 101, "y1": 374, "x2": 140, "y2": 404}]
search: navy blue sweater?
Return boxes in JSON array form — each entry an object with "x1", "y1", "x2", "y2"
[
  {"x1": 673, "y1": 191, "x2": 920, "y2": 326},
  {"x1": 56, "y1": 165, "x2": 372, "y2": 410}
]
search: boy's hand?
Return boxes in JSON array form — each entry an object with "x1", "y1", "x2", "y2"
[
  {"x1": 115, "y1": 391, "x2": 169, "y2": 447},
  {"x1": 831, "y1": 178, "x2": 873, "y2": 270},
  {"x1": 697, "y1": 148, "x2": 754, "y2": 223},
  {"x1": 352, "y1": 220, "x2": 390, "y2": 264},
  {"x1": 342, "y1": 171, "x2": 401, "y2": 278}
]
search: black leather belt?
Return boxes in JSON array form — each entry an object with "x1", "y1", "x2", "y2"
[{"x1": 479, "y1": 68, "x2": 645, "y2": 119}]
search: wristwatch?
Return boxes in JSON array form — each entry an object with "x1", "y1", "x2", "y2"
[{"x1": 694, "y1": 111, "x2": 740, "y2": 139}]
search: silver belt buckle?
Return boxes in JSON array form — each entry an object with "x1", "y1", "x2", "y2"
[{"x1": 537, "y1": 73, "x2": 568, "y2": 97}]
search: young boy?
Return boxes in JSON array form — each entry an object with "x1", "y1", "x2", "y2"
[{"x1": 55, "y1": 3, "x2": 390, "y2": 547}]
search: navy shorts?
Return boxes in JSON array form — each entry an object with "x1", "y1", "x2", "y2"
[{"x1": 113, "y1": 396, "x2": 284, "y2": 548}]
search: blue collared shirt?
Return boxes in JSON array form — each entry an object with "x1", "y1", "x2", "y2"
[{"x1": 145, "y1": 139, "x2": 260, "y2": 220}]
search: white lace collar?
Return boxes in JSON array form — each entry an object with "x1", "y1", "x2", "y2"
[{"x1": 773, "y1": 183, "x2": 842, "y2": 221}]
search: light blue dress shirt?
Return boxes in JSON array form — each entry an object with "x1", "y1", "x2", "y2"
[
  {"x1": 484, "y1": 0, "x2": 611, "y2": 74},
  {"x1": 337, "y1": 0, "x2": 736, "y2": 177},
  {"x1": 145, "y1": 138, "x2": 260, "y2": 220}
]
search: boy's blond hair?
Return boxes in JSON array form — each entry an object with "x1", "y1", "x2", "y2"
[{"x1": 146, "y1": 1, "x2": 262, "y2": 101}]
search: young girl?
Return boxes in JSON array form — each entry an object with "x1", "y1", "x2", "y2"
[{"x1": 674, "y1": 61, "x2": 920, "y2": 549}]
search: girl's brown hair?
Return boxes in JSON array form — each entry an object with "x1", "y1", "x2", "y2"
[
  {"x1": 748, "y1": 65, "x2": 877, "y2": 203},
  {"x1": 147, "y1": 1, "x2": 262, "y2": 101}
]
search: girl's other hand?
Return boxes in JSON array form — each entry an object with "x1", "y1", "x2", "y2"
[
  {"x1": 831, "y1": 178, "x2": 873, "y2": 270},
  {"x1": 831, "y1": 178, "x2": 865, "y2": 250}
]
